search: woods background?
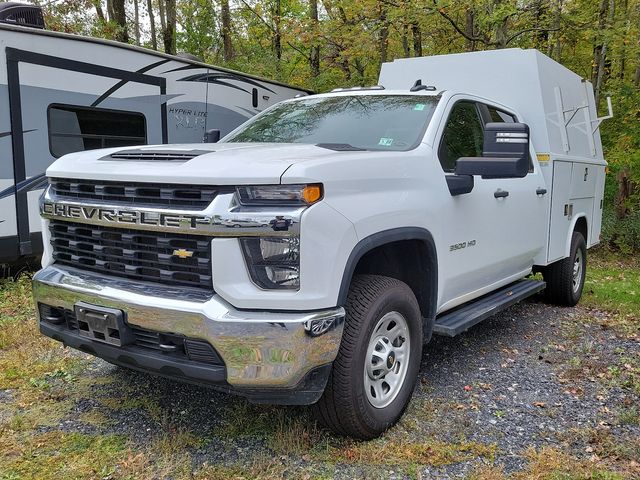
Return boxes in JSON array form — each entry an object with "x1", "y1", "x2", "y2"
[{"x1": 37, "y1": 0, "x2": 640, "y2": 251}]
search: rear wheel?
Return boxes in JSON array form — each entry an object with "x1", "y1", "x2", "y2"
[
  {"x1": 313, "y1": 275, "x2": 422, "y2": 439},
  {"x1": 543, "y1": 231, "x2": 587, "y2": 306}
]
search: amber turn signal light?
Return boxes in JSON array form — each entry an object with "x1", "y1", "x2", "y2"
[{"x1": 302, "y1": 184, "x2": 323, "y2": 204}]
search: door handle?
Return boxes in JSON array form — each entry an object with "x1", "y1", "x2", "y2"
[
  {"x1": 536, "y1": 188, "x2": 547, "y2": 195},
  {"x1": 494, "y1": 189, "x2": 509, "y2": 198}
]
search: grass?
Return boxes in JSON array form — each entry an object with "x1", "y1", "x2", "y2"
[
  {"x1": 582, "y1": 252, "x2": 640, "y2": 337},
  {"x1": 0, "y1": 252, "x2": 639, "y2": 479}
]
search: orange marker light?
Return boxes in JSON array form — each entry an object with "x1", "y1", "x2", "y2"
[{"x1": 302, "y1": 184, "x2": 323, "y2": 204}]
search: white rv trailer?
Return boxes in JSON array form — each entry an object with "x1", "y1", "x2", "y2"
[{"x1": 0, "y1": 20, "x2": 309, "y2": 264}]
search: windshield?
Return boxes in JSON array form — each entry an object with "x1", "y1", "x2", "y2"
[{"x1": 224, "y1": 95, "x2": 438, "y2": 151}]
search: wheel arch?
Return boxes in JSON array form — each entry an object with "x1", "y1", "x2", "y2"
[
  {"x1": 337, "y1": 227, "x2": 438, "y2": 339},
  {"x1": 565, "y1": 214, "x2": 588, "y2": 257}
]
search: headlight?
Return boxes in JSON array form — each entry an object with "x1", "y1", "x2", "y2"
[
  {"x1": 236, "y1": 184, "x2": 322, "y2": 206},
  {"x1": 240, "y1": 237, "x2": 300, "y2": 289}
]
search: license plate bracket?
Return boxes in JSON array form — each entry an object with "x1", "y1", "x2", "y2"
[{"x1": 74, "y1": 302, "x2": 130, "y2": 346}]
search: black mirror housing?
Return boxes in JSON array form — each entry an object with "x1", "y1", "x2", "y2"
[
  {"x1": 446, "y1": 174, "x2": 474, "y2": 196},
  {"x1": 455, "y1": 122, "x2": 530, "y2": 179},
  {"x1": 204, "y1": 129, "x2": 221, "y2": 143}
]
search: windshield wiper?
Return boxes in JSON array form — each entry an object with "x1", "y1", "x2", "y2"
[{"x1": 316, "y1": 143, "x2": 368, "y2": 152}]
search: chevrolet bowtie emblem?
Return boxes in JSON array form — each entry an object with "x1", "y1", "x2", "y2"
[{"x1": 173, "y1": 248, "x2": 194, "y2": 259}]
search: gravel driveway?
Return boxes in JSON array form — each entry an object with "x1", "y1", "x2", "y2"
[
  {"x1": 2, "y1": 287, "x2": 638, "y2": 479},
  {"x1": 22, "y1": 296, "x2": 632, "y2": 479}
]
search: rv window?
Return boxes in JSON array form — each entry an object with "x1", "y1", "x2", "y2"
[
  {"x1": 438, "y1": 101, "x2": 484, "y2": 172},
  {"x1": 48, "y1": 105, "x2": 147, "y2": 158}
]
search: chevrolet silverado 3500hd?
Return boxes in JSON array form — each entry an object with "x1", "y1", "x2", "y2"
[{"x1": 33, "y1": 49, "x2": 609, "y2": 439}]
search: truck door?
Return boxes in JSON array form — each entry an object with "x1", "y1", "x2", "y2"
[{"x1": 436, "y1": 99, "x2": 546, "y2": 311}]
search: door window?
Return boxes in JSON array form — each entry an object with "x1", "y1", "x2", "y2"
[
  {"x1": 486, "y1": 105, "x2": 516, "y2": 123},
  {"x1": 438, "y1": 101, "x2": 484, "y2": 172}
]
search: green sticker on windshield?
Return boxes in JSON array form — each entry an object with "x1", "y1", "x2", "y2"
[
  {"x1": 379, "y1": 137, "x2": 394, "y2": 146},
  {"x1": 414, "y1": 103, "x2": 426, "y2": 111}
]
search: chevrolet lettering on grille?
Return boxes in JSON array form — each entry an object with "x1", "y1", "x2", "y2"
[{"x1": 41, "y1": 201, "x2": 210, "y2": 229}]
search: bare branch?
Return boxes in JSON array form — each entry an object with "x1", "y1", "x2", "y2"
[
  {"x1": 237, "y1": 0, "x2": 308, "y2": 56},
  {"x1": 433, "y1": 1, "x2": 488, "y2": 44},
  {"x1": 505, "y1": 26, "x2": 561, "y2": 46}
]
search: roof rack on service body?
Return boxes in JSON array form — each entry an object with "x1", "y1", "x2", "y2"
[{"x1": 330, "y1": 85, "x2": 385, "y2": 92}]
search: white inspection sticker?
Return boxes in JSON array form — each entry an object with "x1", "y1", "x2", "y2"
[
  {"x1": 414, "y1": 103, "x2": 426, "y2": 111},
  {"x1": 379, "y1": 137, "x2": 394, "y2": 146}
]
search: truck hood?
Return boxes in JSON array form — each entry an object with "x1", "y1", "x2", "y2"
[{"x1": 46, "y1": 143, "x2": 353, "y2": 185}]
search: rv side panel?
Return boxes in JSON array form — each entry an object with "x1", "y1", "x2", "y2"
[{"x1": 0, "y1": 34, "x2": 20, "y2": 261}]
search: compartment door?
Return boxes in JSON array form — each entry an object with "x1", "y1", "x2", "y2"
[
  {"x1": 590, "y1": 166, "x2": 606, "y2": 246},
  {"x1": 548, "y1": 161, "x2": 573, "y2": 262}
]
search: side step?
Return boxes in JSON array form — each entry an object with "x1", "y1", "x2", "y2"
[{"x1": 433, "y1": 279, "x2": 546, "y2": 337}]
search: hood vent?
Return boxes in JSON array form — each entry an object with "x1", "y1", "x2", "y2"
[{"x1": 105, "y1": 149, "x2": 213, "y2": 162}]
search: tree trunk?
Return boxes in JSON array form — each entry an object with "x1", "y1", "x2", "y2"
[
  {"x1": 309, "y1": 0, "x2": 320, "y2": 77},
  {"x1": 619, "y1": 0, "x2": 629, "y2": 80},
  {"x1": 533, "y1": 0, "x2": 549, "y2": 49},
  {"x1": 94, "y1": 0, "x2": 105, "y2": 23},
  {"x1": 615, "y1": 169, "x2": 633, "y2": 219},
  {"x1": 593, "y1": 0, "x2": 609, "y2": 105},
  {"x1": 133, "y1": 0, "x2": 141, "y2": 46},
  {"x1": 108, "y1": 0, "x2": 128, "y2": 43},
  {"x1": 412, "y1": 22, "x2": 422, "y2": 57},
  {"x1": 402, "y1": 23, "x2": 410, "y2": 57},
  {"x1": 221, "y1": 0, "x2": 234, "y2": 61},
  {"x1": 495, "y1": 16, "x2": 509, "y2": 49},
  {"x1": 378, "y1": 2, "x2": 389, "y2": 65},
  {"x1": 158, "y1": 0, "x2": 166, "y2": 38},
  {"x1": 162, "y1": 0, "x2": 176, "y2": 54},
  {"x1": 548, "y1": 0, "x2": 562, "y2": 59},
  {"x1": 272, "y1": 0, "x2": 282, "y2": 62},
  {"x1": 464, "y1": 8, "x2": 475, "y2": 51},
  {"x1": 147, "y1": 0, "x2": 157, "y2": 50}
]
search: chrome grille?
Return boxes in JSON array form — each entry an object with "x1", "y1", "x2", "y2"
[
  {"x1": 49, "y1": 178, "x2": 231, "y2": 210},
  {"x1": 49, "y1": 220, "x2": 213, "y2": 289}
]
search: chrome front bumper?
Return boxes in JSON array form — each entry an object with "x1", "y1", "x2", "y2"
[{"x1": 32, "y1": 265, "x2": 344, "y2": 402}]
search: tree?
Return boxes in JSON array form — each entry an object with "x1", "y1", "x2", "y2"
[
  {"x1": 221, "y1": 0, "x2": 234, "y2": 61},
  {"x1": 163, "y1": 0, "x2": 177, "y2": 54},
  {"x1": 147, "y1": 0, "x2": 158, "y2": 50},
  {"x1": 107, "y1": 0, "x2": 128, "y2": 43},
  {"x1": 309, "y1": 0, "x2": 320, "y2": 76}
]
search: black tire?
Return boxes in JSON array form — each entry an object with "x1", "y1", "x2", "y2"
[
  {"x1": 313, "y1": 275, "x2": 422, "y2": 439},
  {"x1": 543, "y1": 231, "x2": 587, "y2": 306}
]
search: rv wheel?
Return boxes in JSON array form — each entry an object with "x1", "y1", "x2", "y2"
[
  {"x1": 313, "y1": 275, "x2": 422, "y2": 439},
  {"x1": 543, "y1": 231, "x2": 586, "y2": 306}
]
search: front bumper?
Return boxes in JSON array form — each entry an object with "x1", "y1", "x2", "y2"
[{"x1": 32, "y1": 265, "x2": 345, "y2": 404}]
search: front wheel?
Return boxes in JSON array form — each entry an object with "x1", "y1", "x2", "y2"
[
  {"x1": 543, "y1": 231, "x2": 587, "y2": 306},
  {"x1": 313, "y1": 275, "x2": 422, "y2": 439}
]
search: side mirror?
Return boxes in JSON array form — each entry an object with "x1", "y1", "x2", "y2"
[
  {"x1": 455, "y1": 123, "x2": 530, "y2": 179},
  {"x1": 446, "y1": 175, "x2": 474, "y2": 196},
  {"x1": 203, "y1": 129, "x2": 221, "y2": 143}
]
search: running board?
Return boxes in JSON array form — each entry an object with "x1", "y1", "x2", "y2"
[{"x1": 433, "y1": 280, "x2": 546, "y2": 337}]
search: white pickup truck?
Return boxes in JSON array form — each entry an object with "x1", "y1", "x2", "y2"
[{"x1": 33, "y1": 49, "x2": 609, "y2": 439}]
